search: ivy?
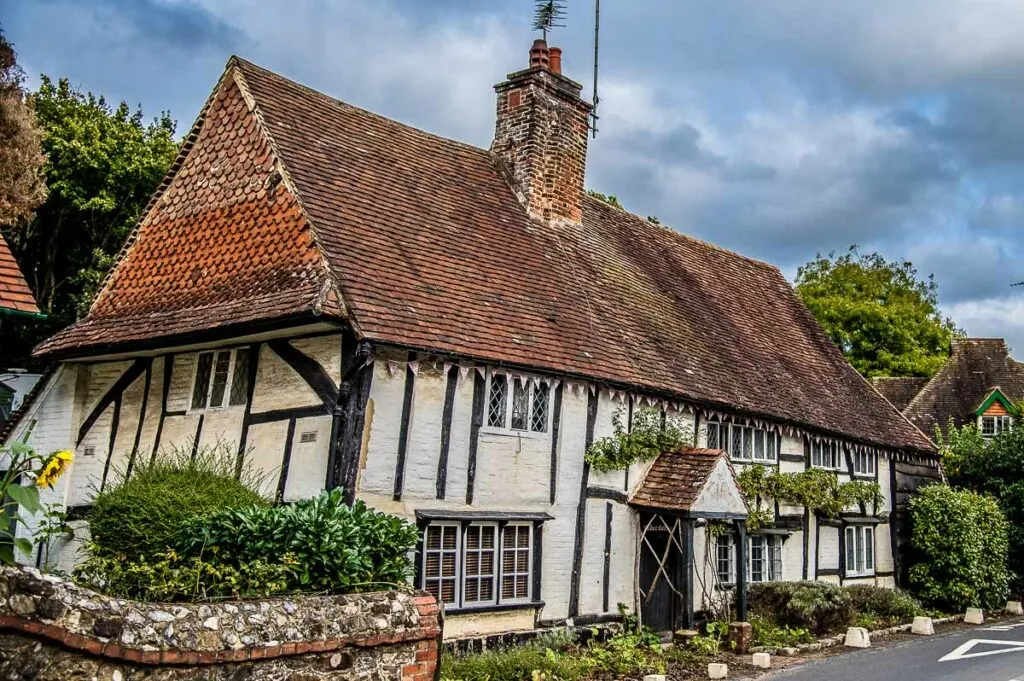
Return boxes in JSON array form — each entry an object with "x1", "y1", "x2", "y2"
[
  {"x1": 584, "y1": 408, "x2": 691, "y2": 473},
  {"x1": 737, "y1": 464, "x2": 884, "y2": 531}
]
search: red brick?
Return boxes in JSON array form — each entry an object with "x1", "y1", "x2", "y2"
[
  {"x1": 122, "y1": 648, "x2": 145, "y2": 664},
  {"x1": 280, "y1": 642, "x2": 297, "y2": 656},
  {"x1": 416, "y1": 648, "x2": 438, "y2": 663}
]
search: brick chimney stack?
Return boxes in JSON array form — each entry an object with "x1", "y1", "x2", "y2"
[{"x1": 492, "y1": 40, "x2": 592, "y2": 224}]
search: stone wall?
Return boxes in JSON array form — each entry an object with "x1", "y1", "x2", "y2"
[{"x1": 0, "y1": 566, "x2": 441, "y2": 680}]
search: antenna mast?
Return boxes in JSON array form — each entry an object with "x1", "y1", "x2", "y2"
[
  {"x1": 591, "y1": 0, "x2": 600, "y2": 137},
  {"x1": 533, "y1": 1, "x2": 567, "y2": 41}
]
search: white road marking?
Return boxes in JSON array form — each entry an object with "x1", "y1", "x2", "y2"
[
  {"x1": 982, "y1": 623, "x2": 1024, "y2": 632},
  {"x1": 938, "y1": 639, "x2": 1024, "y2": 662}
]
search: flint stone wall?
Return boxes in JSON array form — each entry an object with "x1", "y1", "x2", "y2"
[{"x1": 0, "y1": 566, "x2": 441, "y2": 680}]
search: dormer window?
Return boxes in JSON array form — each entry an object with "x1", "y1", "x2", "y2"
[{"x1": 980, "y1": 415, "x2": 1012, "y2": 439}]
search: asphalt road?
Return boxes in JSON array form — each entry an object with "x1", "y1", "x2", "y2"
[{"x1": 766, "y1": 618, "x2": 1024, "y2": 681}]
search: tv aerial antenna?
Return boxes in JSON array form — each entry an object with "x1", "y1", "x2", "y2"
[
  {"x1": 532, "y1": 1, "x2": 601, "y2": 138},
  {"x1": 533, "y1": 0, "x2": 566, "y2": 41}
]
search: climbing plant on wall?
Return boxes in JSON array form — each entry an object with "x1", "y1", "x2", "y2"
[
  {"x1": 584, "y1": 407, "x2": 692, "y2": 472},
  {"x1": 736, "y1": 464, "x2": 884, "y2": 531}
]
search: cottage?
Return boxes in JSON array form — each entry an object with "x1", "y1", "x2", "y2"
[
  {"x1": 2, "y1": 43, "x2": 939, "y2": 637},
  {"x1": 873, "y1": 338, "x2": 1024, "y2": 441}
]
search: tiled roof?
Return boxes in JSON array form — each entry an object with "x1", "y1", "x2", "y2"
[
  {"x1": 870, "y1": 377, "x2": 929, "y2": 411},
  {"x1": 901, "y1": 338, "x2": 1024, "y2": 438},
  {"x1": 34, "y1": 57, "x2": 935, "y2": 454},
  {"x1": 0, "y1": 233, "x2": 39, "y2": 315},
  {"x1": 631, "y1": 447, "x2": 736, "y2": 512}
]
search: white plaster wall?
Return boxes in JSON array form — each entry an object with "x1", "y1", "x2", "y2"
[
  {"x1": 283, "y1": 415, "x2": 333, "y2": 501},
  {"x1": 780, "y1": 531, "x2": 804, "y2": 581},
  {"x1": 817, "y1": 526, "x2": 840, "y2": 572},
  {"x1": 359, "y1": 358, "x2": 408, "y2": 500},
  {"x1": 250, "y1": 344, "x2": 321, "y2": 413},
  {"x1": 806, "y1": 515, "x2": 819, "y2": 578}
]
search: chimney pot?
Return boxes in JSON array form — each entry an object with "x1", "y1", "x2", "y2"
[
  {"x1": 548, "y1": 47, "x2": 562, "y2": 74},
  {"x1": 529, "y1": 39, "x2": 550, "y2": 69}
]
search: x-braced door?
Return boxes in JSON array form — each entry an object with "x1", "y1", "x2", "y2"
[{"x1": 638, "y1": 510, "x2": 688, "y2": 632}]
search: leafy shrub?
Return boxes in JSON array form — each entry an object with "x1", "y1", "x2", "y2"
[
  {"x1": 689, "y1": 621, "x2": 729, "y2": 655},
  {"x1": 175, "y1": 489, "x2": 418, "y2": 592},
  {"x1": 941, "y1": 422, "x2": 1024, "y2": 595},
  {"x1": 748, "y1": 581, "x2": 855, "y2": 635},
  {"x1": 74, "y1": 549, "x2": 299, "y2": 602},
  {"x1": 908, "y1": 484, "x2": 1010, "y2": 611},
  {"x1": 87, "y1": 442, "x2": 267, "y2": 561},
  {"x1": 845, "y1": 585, "x2": 923, "y2": 626},
  {"x1": 749, "y1": 614, "x2": 813, "y2": 649},
  {"x1": 441, "y1": 626, "x2": 666, "y2": 681}
]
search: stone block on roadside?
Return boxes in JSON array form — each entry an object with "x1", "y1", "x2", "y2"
[
  {"x1": 708, "y1": 663, "x2": 728, "y2": 679},
  {"x1": 1006, "y1": 601, "x2": 1023, "y2": 616},
  {"x1": 643, "y1": 675, "x2": 666, "y2": 681},
  {"x1": 844, "y1": 627, "x2": 871, "y2": 648},
  {"x1": 779, "y1": 647, "x2": 799, "y2": 656},
  {"x1": 965, "y1": 607, "x2": 985, "y2": 624},
  {"x1": 751, "y1": 652, "x2": 771, "y2": 669},
  {"x1": 911, "y1": 616, "x2": 934, "y2": 635}
]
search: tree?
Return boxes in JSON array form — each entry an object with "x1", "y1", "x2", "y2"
[
  {"x1": 1, "y1": 76, "x2": 177, "y2": 364},
  {"x1": 0, "y1": 28, "x2": 46, "y2": 226},
  {"x1": 795, "y1": 247, "x2": 959, "y2": 378}
]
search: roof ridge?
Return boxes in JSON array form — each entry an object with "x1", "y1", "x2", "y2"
[{"x1": 229, "y1": 55, "x2": 494, "y2": 160}]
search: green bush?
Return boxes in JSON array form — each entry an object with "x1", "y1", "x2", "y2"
[
  {"x1": 74, "y1": 549, "x2": 299, "y2": 602},
  {"x1": 87, "y1": 442, "x2": 267, "y2": 561},
  {"x1": 441, "y1": 626, "x2": 666, "y2": 681},
  {"x1": 908, "y1": 484, "x2": 1010, "y2": 611},
  {"x1": 941, "y1": 422, "x2": 1024, "y2": 595},
  {"x1": 175, "y1": 489, "x2": 418, "y2": 592},
  {"x1": 749, "y1": 614, "x2": 814, "y2": 649},
  {"x1": 845, "y1": 585, "x2": 923, "y2": 626},
  {"x1": 748, "y1": 581, "x2": 855, "y2": 635}
]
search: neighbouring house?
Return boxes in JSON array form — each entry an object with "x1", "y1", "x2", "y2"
[
  {"x1": 0, "y1": 232, "x2": 41, "y2": 328},
  {"x1": 873, "y1": 338, "x2": 1024, "y2": 442},
  {"x1": 1, "y1": 42, "x2": 940, "y2": 637}
]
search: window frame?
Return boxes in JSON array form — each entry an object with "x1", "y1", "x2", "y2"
[
  {"x1": 705, "y1": 420, "x2": 778, "y2": 463},
  {"x1": 716, "y1": 533, "x2": 784, "y2": 585},
  {"x1": 484, "y1": 371, "x2": 551, "y2": 435},
  {"x1": 852, "y1": 449, "x2": 876, "y2": 477},
  {"x1": 810, "y1": 440, "x2": 843, "y2": 471},
  {"x1": 843, "y1": 525, "x2": 875, "y2": 578},
  {"x1": 188, "y1": 347, "x2": 251, "y2": 412},
  {"x1": 419, "y1": 520, "x2": 541, "y2": 612},
  {"x1": 979, "y1": 414, "x2": 1012, "y2": 439}
]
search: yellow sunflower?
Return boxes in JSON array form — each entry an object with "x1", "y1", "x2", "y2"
[{"x1": 35, "y1": 450, "x2": 74, "y2": 489}]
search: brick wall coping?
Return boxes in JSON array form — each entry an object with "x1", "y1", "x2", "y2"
[{"x1": 0, "y1": 566, "x2": 440, "y2": 666}]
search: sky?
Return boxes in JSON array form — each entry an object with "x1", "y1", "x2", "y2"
[{"x1": 6, "y1": 0, "x2": 1024, "y2": 355}]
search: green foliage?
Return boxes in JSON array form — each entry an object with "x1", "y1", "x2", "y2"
[
  {"x1": 795, "y1": 247, "x2": 960, "y2": 378},
  {"x1": 748, "y1": 581, "x2": 855, "y2": 635},
  {"x1": 585, "y1": 189, "x2": 622, "y2": 209},
  {"x1": 689, "y1": 621, "x2": 729, "y2": 655},
  {"x1": 908, "y1": 484, "x2": 1010, "y2": 611},
  {"x1": 737, "y1": 464, "x2": 884, "y2": 530},
  {"x1": 1, "y1": 74, "x2": 177, "y2": 364},
  {"x1": 86, "y1": 443, "x2": 267, "y2": 562},
  {"x1": 176, "y1": 489, "x2": 419, "y2": 593},
  {"x1": 74, "y1": 548, "x2": 301, "y2": 602},
  {"x1": 0, "y1": 442, "x2": 73, "y2": 564},
  {"x1": 585, "y1": 408, "x2": 691, "y2": 472},
  {"x1": 749, "y1": 614, "x2": 814, "y2": 649},
  {"x1": 844, "y1": 585, "x2": 923, "y2": 626},
  {"x1": 441, "y1": 623, "x2": 667, "y2": 681},
  {"x1": 941, "y1": 421, "x2": 1024, "y2": 591}
]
